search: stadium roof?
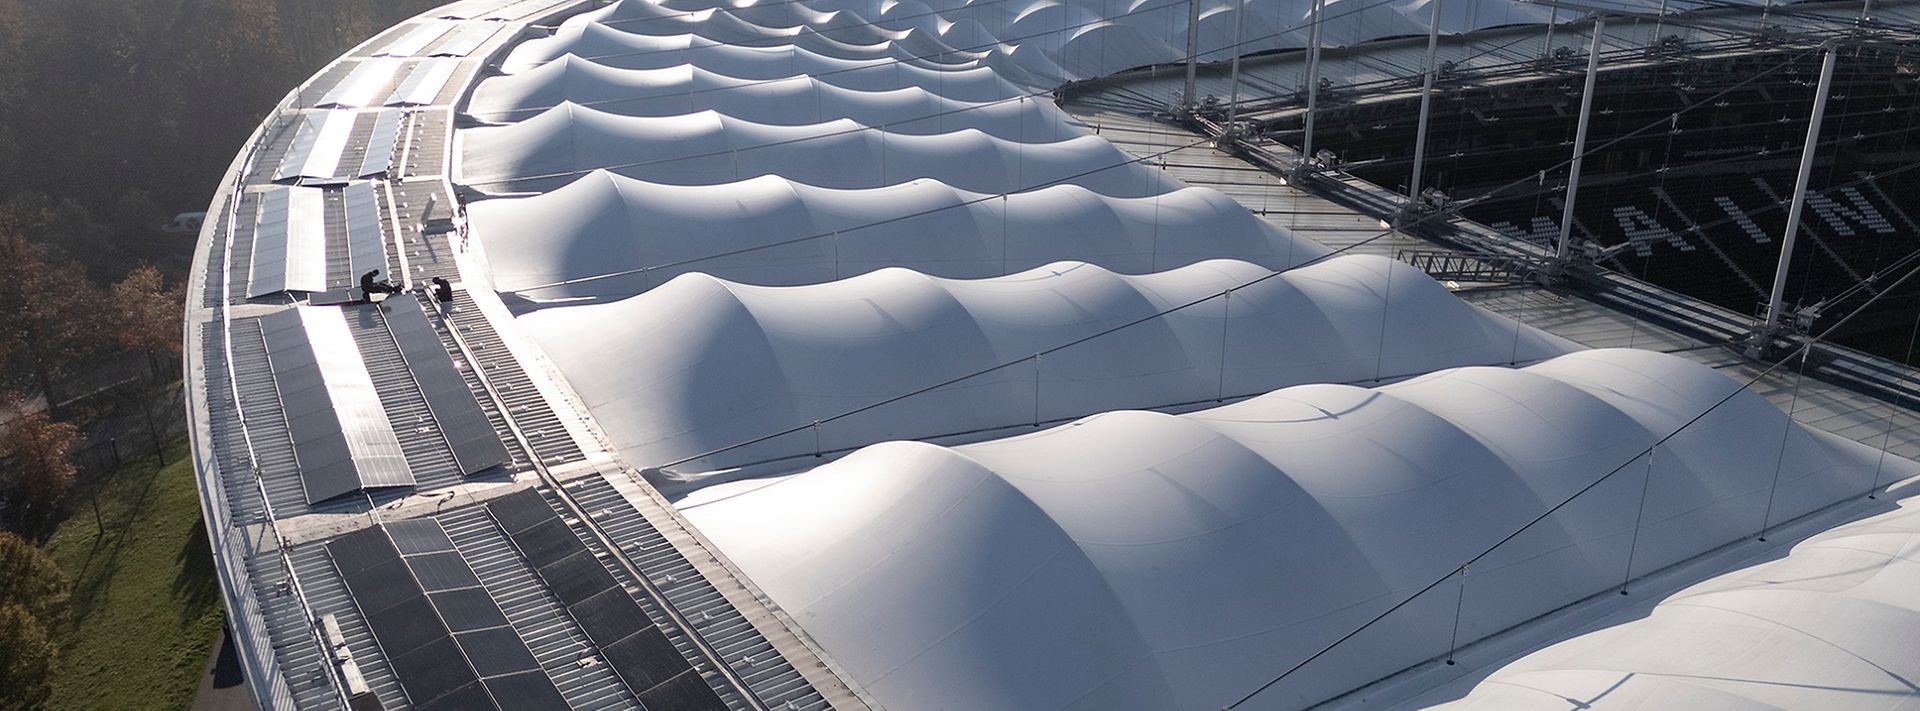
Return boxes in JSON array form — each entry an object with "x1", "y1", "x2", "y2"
[{"x1": 185, "y1": 0, "x2": 1920, "y2": 709}]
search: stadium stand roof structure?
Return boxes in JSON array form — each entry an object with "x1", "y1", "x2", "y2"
[{"x1": 184, "y1": 0, "x2": 1920, "y2": 709}]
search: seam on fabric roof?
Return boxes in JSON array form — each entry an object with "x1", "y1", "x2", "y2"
[{"x1": 1656, "y1": 601, "x2": 1920, "y2": 693}]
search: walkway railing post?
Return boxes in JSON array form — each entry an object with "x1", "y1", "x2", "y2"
[
  {"x1": 1757, "y1": 44, "x2": 1838, "y2": 351},
  {"x1": 1554, "y1": 19, "x2": 1606, "y2": 267}
]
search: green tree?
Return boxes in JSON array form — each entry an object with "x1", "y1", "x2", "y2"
[{"x1": 0, "y1": 530, "x2": 69, "y2": 711}]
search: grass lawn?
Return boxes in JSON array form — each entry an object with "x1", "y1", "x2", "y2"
[{"x1": 42, "y1": 438, "x2": 224, "y2": 710}]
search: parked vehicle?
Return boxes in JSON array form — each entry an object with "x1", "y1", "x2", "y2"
[{"x1": 159, "y1": 211, "x2": 206, "y2": 235}]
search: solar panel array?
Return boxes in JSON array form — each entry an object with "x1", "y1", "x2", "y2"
[
  {"x1": 330, "y1": 520, "x2": 570, "y2": 710},
  {"x1": 344, "y1": 182, "x2": 390, "y2": 277},
  {"x1": 250, "y1": 187, "x2": 329, "y2": 297},
  {"x1": 261, "y1": 307, "x2": 415, "y2": 504},
  {"x1": 359, "y1": 112, "x2": 404, "y2": 179},
  {"x1": 486, "y1": 490, "x2": 728, "y2": 710},
  {"x1": 276, "y1": 111, "x2": 356, "y2": 183},
  {"x1": 376, "y1": 21, "x2": 457, "y2": 58},
  {"x1": 276, "y1": 110, "x2": 403, "y2": 184},
  {"x1": 317, "y1": 59, "x2": 405, "y2": 108},
  {"x1": 382, "y1": 296, "x2": 511, "y2": 476},
  {"x1": 389, "y1": 60, "x2": 460, "y2": 107}
]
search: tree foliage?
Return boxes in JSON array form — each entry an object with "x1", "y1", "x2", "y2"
[
  {"x1": 0, "y1": 531, "x2": 68, "y2": 711},
  {"x1": 0, "y1": 395, "x2": 80, "y2": 540},
  {"x1": 108, "y1": 265, "x2": 184, "y2": 366},
  {"x1": 0, "y1": 216, "x2": 106, "y2": 403}
]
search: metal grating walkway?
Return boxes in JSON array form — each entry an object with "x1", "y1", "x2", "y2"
[
  {"x1": 414, "y1": 292, "x2": 533, "y2": 470},
  {"x1": 441, "y1": 291, "x2": 585, "y2": 467}
]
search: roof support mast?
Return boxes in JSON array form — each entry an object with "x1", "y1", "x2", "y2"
[
  {"x1": 1406, "y1": 0, "x2": 1443, "y2": 218},
  {"x1": 1553, "y1": 19, "x2": 1606, "y2": 268},
  {"x1": 1753, "y1": 43, "x2": 1839, "y2": 357},
  {"x1": 1227, "y1": 0, "x2": 1247, "y2": 127},
  {"x1": 1301, "y1": 0, "x2": 1327, "y2": 169},
  {"x1": 1183, "y1": 0, "x2": 1201, "y2": 109}
]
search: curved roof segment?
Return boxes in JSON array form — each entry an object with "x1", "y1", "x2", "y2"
[
  {"x1": 678, "y1": 349, "x2": 1895, "y2": 710},
  {"x1": 459, "y1": 104, "x2": 1180, "y2": 194},
  {"x1": 468, "y1": 56, "x2": 1065, "y2": 132},
  {"x1": 468, "y1": 171, "x2": 1321, "y2": 296},
  {"x1": 503, "y1": 0, "x2": 1569, "y2": 85},
  {"x1": 516, "y1": 255, "x2": 1576, "y2": 472},
  {"x1": 1422, "y1": 490, "x2": 1920, "y2": 710}
]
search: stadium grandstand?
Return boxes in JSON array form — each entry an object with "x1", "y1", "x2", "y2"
[{"x1": 183, "y1": 0, "x2": 1920, "y2": 709}]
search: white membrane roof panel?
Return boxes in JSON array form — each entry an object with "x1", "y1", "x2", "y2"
[
  {"x1": 1418, "y1": 489, "x2": 1920, "y2": 710},
  {"x1": 680, "y1": 349, "x2": 1912, "y2": 711},
  {"x1": 470, "y1": 171, "x2": 1320, "y2": 297},
  {"x1": 518, "y1": 255, "x2": 1578, "y2": 472}
]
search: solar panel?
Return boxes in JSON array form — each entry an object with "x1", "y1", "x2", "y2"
[
  {"x1": 386, "y1": 518, "x2": 457, "y2": 554},
  {"x1": 273, "y1": 114, "x2": 325, "y2": 182},
  {"x1": 343, "y1": 182, "x2": 387, "y2": 277},
  {"x1": 431, "y1": 24, "x2": 500, "y2": 57},
  {"x1": 249, "y1": 189, "x2": 291, "y2": 296},
  {"x1": 601, "y1": 628, "x2": 689, "y2": 692},
  {"x1": 387, "y1": 59, "x2": 459, "y2": 107},
  {"x1": 406, "y1": 551, "x2": 483, "y2": 592},
  {"x1": 538, "y1": 550, "x2": 618, "y2": 607},
  {"x1": 569, "y1": 588, "x2": 652, "y2": 644},
  {"x1": 249, "y1": 187, "x2": 330, "y2": 297},
  {"x1": 358, "y1": 111, "x2": 403, "y2": 178},
  {"x1": 332, "y1": 524, "x2": 500, "y2": 709},
  {"x1": 386, "y1": 636, "x2": 483, "y2": 707},
  {"x1": 454, "y1": 627, "x2": 540, "y2": 677},
  {"x1": 415, "y1": 681, "x2": 493, "y2": 711},
  {"x1": 485, "y1": 490, "x2": 556, "y2": 534},
  {"x1": 486, "y1": 489, "x2": 711, "y2": 700},
  {"x1": 366, "y1": 594, "x2": 444, "y2": 657},
  {"x1": 327, "y1": 526, "x2": 404, "y2": 576},
  {"x1": 636, "y1": 668, "x2": 729, "y2": 711},
  {"x1": 375, "y1": 20, "x2": 455, "y2": 57},
  {"x1": 392, "y1": 517, "x2": 567, "y2": 706},
  {"x1": 481, "y1": 670, "x2": 571, "y2": 711},
  {"x1": 306, "y1": 308, "x2": 414, "y2": 489},
  {"x1": 261, "y1": 309, "x2": 365, "y2": 504},
  {"x1": 316, "y1": 58, "x2": 405, "y2": 108},
  {"x1": 428, "y1": 588, "x2": 509, "y2": 632},
  {"x1": 514, "y1": 518, "x2": 584, "y2": 570},
  {"x1": 277, "y1": 110, "x2": 358, "y2": 183},
  {"x1": 383, "y1": 296, "x2": 510, "y2": 475}
]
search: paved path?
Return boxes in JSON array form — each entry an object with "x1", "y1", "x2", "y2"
[{"x1": 190, "y1": 625, "x2": 250, "y2": 711}]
